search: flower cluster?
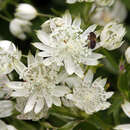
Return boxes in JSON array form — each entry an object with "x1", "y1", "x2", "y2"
[
  {"x1": 1, "y1": 9, "x2": 125, "y2": 121},
  {"x1": 0, "y1": 1, "x2": 128, "y2": 129}
]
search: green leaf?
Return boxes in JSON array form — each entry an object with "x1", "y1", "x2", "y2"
[
  {"x1": 57, "y1": 120, "x2": 80, "y2": 130},
  {"x1": 100, "y1": 49, "x2": 119, "y2": 75},
  {"x1": 87, "y1": 114, "x2": 112, "y2": 130},
  {"x1": 108, "y1": 94, "x2": 123, "y2": 124},
  {"x1": 117, "y1": 71, "x2": 129, "y2": 99}
]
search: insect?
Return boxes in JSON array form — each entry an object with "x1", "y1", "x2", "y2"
[{"x1": 88, "y1": 32, "x2": 96, "y2": 49}]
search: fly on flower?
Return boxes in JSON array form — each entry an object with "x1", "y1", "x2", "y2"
[{"x1": 88, "y1": 32, "x2": 97, "y2": 49}]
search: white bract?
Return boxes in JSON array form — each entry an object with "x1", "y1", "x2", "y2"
[
  {"x1": 33, "y1": 11, "x2": 103, "y2": 78},
  {"x1": 10, "y1": 18, "x2": 32, "y2": 40},
  {"x1": 0, "y1": 120, "x2": 17, "y2": 130},
  {"x1": 121, "y1": 100, "x2": 130, "y2": 118},
  {"x1": 0, "y1": 40, "x2": 20, "y2": 74},
  {"x1": 66, "y1": 0, "x2": 114, "y2": 6},
  {"x1": 100, "y1": 22, "x2": 126, "y2": 50},
  {"x1": 125, "y1": 47, "x2": 130, "y2": 64},
  {"x1": 114, "y1": 100, "x2": 130, "y2": 130},
  {"x1": 7, "y1": 53, "x2": 70, "y2": 117},
  {"x1": 114, "y1": 124, "x2": 130, "y2": 130},
  {"x1": 91, "y1": 0, "x2": 127, "y2": 26},
  {"x1": 0, "y1": 100, "x2": 14, "y2": 118},
  {"x1": 15, "y1": 3, "x2": 37, "y2": 20},
  {"x1": 66, "y1": 69, "x2": 113, "y2": 115},
  {"x1": 95, "y1": 0, "x2": 114, "y2": 6},
  {"x1": 15, "y1": 97, "x2": 48, "y2": 121},
  {"x1": 0, "y1": 75, "x2": 11, "y2": 98}
]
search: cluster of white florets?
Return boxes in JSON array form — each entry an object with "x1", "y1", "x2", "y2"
[{"x1": 0, "y1": 1, "x2": 127, "y2": 127}]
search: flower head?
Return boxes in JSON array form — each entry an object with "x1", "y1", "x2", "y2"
[
  {"x1": 7, "y1": 53, "x2": 70, "y2": 117},
  {"x1": 91, "y1": 0, "x2": 127, "y2": 26},
  {"x1": 66, "y1": 69, "x2": 113, "y2": 114},
  {"x1": 100, "y1": 22, "x2": 126, "y2": 50},
  {"x1": 33, "y1": 11, "x2": 103, "y2": 78},
  {"x1": 15, "y1": 3, "x2": 37, "y2": 20},
  {"x1": 10, "y1": 18, "x2": 32, "y2": 40}
]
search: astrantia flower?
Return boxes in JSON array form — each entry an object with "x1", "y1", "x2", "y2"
[
  {"x1": 7, "y1": 53, "x2": 70, "y2": 118},
  {"x1": 33, "y1": 11, "x2": 103, "y2": 78},
  {"x1": 0, "y1": 40, "x2": 21, "y2": 74},
  {"x1": 66, "y1": 69, "x2": 113, "y2": 115},
  {"x1": 10, "y1": 18, "x2": 32, "y2": 40},
  {"x1": 100, "y1": 22, "x2": 126, "y2": 50},
  {"x1": 15, "y1": 3, "x2": 37, "y2": 20},
  {"x1": 0, "y1": 120, "x2": 17, "y2": 130},
  {"x1": 125, "y1": 47, "x2": 130, "y2": 64},
  {"x1": 91, "y1": 0, "x2": 127, "y2": 26}
]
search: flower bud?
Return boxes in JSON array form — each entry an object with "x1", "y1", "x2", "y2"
[
  {"x1": 125, "y1": 47, "x2": 130, "y2": 64},
  {"x1": 15, "y1": 3, "x2": 37, "y2": 20},
  {"x1": 100, "y1": 22, "x2": 126, "y2": 50},
  {"x1": 9, "y1": 18, "x2": 32, "y2": 40}
]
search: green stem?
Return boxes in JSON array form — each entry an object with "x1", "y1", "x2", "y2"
[
  {"x1": 38, "y1": 13, "x2": 54, "y2": 18},
  {"x1": 0, "y1": 14, "x2": 11, "y2": 22}
]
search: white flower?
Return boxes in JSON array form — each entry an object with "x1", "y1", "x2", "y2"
[
  {"x1": 125, "y1": 47, "x2": 130, "y2": 64},
  {"x1": 66, "y1": 69, "x2": 113, "y2": 115},
  {"x1": 7, "y1": 53, "x2": 70, "y2": 116},
  {"x1": 100, "y1": 22, "x2": 126, "y2": 50},
  {"x1": 15, "y1": 3, "x2": 37, "y2": 20},
  {"x1": 0, "y1": 40, "x2": 20, "y2": 74},
  {"x1": 114, "y1": 124, "x2": 130, "y2": 130},
  {"x1": 0, "y1": 120, "x2": 17, "y2": 130},
  {"x1": 91, "y1": 0, "x2": 127, "y2": 26},
  {"x1": 0, "y1": 100, "x2": 14, "y2": 118},
  {"x1": 33, "y1": 11, "x2": 103, "y2": 78},
  {"x1": 10, "y1": 18, "x2": 32, "y2": 40}
]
